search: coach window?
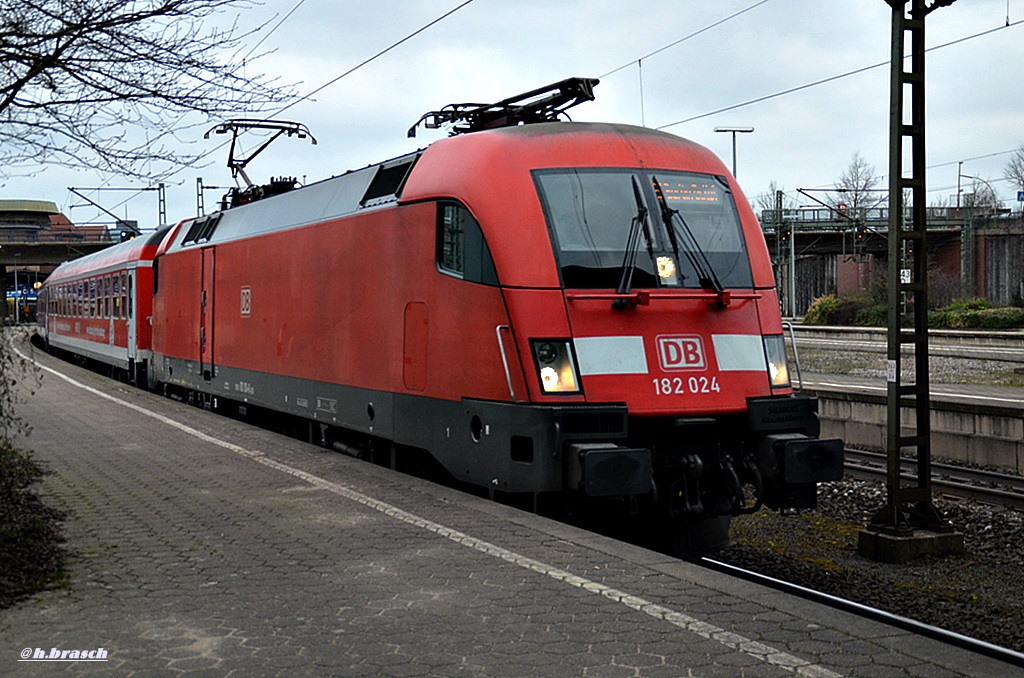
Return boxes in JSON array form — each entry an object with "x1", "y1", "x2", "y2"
[
  {"x1": 121, "y1": 271, "x2": 128, "y2": 318},
  {"x1": 104, "y1": 275, "x2": 111, "y2": 318},
  {"x1": 436, "y1": 202, "x2": 497, "y2": 285}
]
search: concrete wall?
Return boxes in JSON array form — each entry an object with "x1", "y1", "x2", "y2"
[
  {"x1": 813, "y1": 390, "x2": 1024, "y2": 474},
  {"x1": 979, "y1": 219, "x2": 1024, "y2": 305}
]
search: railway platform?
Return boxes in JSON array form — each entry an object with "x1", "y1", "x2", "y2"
[{"x1": 2, "y1": 340, "x2": 1021, "y2": 677}]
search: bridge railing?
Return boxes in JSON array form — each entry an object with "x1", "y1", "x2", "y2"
[
  {"x1": 0, "y1": 230, "x2": 114, "y2": 243},
  {"x1": 758, "y1": 205, "x2": 979, "y2": 233}
]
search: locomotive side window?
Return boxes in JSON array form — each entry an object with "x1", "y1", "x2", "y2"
[
  {"x1": 436, "y1": 202, "x2": 498, "y2": 286},
  {"x1": 534, "y1": 169, "x2": 753, "y2": 290}
]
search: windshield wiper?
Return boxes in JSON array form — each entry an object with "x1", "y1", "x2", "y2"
[
  {"x1": 651, "y1": 175, "x2": 724, "y2": 295},
  {"x1": 615, "y1": 176, "x2": 654, "y2": 296}
]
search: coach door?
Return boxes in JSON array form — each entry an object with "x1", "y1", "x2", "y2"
[
  {"x1": 200, "y1": 247, "x2": 215, "y2": 382},
  {"x1": 125, "y1": 270, "x2": 136, "y2": 359}
]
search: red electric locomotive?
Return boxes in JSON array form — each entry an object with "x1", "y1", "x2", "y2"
[
  {"x1": 41, "y1": 79, "x2": 843, "y2": 552},
  {"x1": 37, "y1": 227, "x2": 170, "y2": 384}
]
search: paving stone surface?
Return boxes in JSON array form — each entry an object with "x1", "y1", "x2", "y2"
[{"x1": 2, "y1": 340, "x2": 1020, "y2": 676}]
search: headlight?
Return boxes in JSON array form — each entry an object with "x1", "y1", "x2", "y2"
[
  {"x1": 531, "y1": 340, "x2": 581, "y2": 394},
  {"x1": 763, "y1": 335, "x2": 790, "y2": 389}
]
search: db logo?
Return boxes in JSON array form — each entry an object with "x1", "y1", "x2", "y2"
[
  {"x1": 240, "y1": 286, "x2": 252, "y2": 317},
  {"x1": 656, "y1": 335, "x2": 706, "y2": 371}
]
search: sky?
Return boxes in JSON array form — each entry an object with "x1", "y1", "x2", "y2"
[{"x1": 3, "y1": 0, "x2": 1024, "y2": 230}]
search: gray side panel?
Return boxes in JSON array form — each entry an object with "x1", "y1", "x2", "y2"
[
  {"x1": 157, "y1": 356, "x2": 573, "y2": 494},
  {"x1": 160, "y1": 357, "x2": 392, "y2": 439},
  {"x1": 392, "y1": 395, "x2": 564, "y2": 494}
]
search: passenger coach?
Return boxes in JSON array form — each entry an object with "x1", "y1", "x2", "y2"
[{"x1": 37, "y1": 228, "x2": 169, "y2": 385}]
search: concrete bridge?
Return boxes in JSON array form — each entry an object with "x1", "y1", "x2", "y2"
[
  {"x1": 758, "y1": 205, "x2": 1024, "y2": 315},
  {"x1": 757, "y1": 205, "x2": 980, "y2": 257}
]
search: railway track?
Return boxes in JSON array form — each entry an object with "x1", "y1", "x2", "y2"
[
  {"x1": 844, "y1": 448, "x2": 1024, "y2": 510},
  {"x1": 788, "y1": 326, "x2": 1024, "y2": 363},
  {"x1": 697, "y1": 556, "x2": 1024, "y2": 669}
]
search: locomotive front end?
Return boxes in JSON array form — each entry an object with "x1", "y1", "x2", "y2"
[
  {"x1": 515, "y1": 129, "x2": 844, "y2": 549},
  {"x1": 405, "y1": 116, "x2": 842, "y2": 554}
]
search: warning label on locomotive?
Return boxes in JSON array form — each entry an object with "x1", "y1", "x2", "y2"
[{"x1": 747, "y1": 397, "x2": 816, "y2": 432}]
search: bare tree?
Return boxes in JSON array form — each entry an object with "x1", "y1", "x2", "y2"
[
  {"x1": 1006, "y1": 144, "x2": 1024, "y2": 193},
  {"x1": 832, "y1": 151, "x2": 885, "y2": 211},
  {"x1": 754, "y1": 180, "x2": 796, "y2": 216},
  {"x1": 962, "y1": 177, "x2": 1003, "y2": 211},
  {"x1": 0, "y1": 0, "x2": 293, "y2": 180}
]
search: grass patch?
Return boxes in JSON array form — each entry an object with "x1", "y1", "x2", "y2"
[{"x1": 0, "y1": 440, "x2": 68, "y2": 608}]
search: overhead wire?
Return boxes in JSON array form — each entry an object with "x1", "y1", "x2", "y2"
[
  {"x1": 273, "y1": 0, "x2": 478, "y2": 119},
  {"x1": 242, "y1": 0, "x2": 309, "y2": 63},
  {"x1": 598, "y1": 0, "x2": 775, "y2": 79},
  {"x1": 89, "y1": 0, "x2": 479, "y2": 227},
  {"x1": 80, "y1": 0, "x2": 312, "y2": 224},
  {"x1": 656, "y1": 17, "x2": 1024, "y2": 130},
  {"x1": 195, "y1": 0, "x2": 478, "y2": 164},
  {"x1": 170, "y1": 0, "x2": 479, "y2": 220}
]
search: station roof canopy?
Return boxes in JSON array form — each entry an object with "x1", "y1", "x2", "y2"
[{"x1": 0, "y1": 199, "x2": 59, "y2": 214}]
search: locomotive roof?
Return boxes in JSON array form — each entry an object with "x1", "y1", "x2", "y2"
[{"x1": 158, "y1": 121, "x2": 734, "y2": 257}]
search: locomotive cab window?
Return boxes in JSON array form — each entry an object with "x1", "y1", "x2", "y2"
[
  {"x1": 534, "y1": 168, "x2": 753, "y2": 290},
  {"x1": 436, "y1": 202, "x2": 498, "y2": 285}
]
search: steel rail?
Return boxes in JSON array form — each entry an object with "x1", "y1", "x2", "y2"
[
  {"x1": 844, "y1": 448, "x2": 1024, "y2": 510},
  {"x1": 698, "y1": 557, "x2": 1024, "y2": 669}
]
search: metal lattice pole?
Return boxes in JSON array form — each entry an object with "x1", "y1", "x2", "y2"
[{"x1": 873, "y1": 0, "x2": 957, "y2": 535}]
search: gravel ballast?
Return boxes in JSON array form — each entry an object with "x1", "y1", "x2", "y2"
[
  {"x1": 715, "y1": 346, "x2": 1024, "y2": 654},
  {"x1": 716, "y1": 479, "x2": 1024, "y2": 653}
]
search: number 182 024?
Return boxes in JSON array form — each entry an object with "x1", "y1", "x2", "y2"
[{"x1": 652, "y1": 376, "x2": 720, "y2": 396}]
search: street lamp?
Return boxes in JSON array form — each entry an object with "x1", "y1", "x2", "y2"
[
  {"x1": 714, "y1": 126, "x2": 754, "y2": 177},
  {"x1": 959, "y1": 173, "x2": 998, "y2": 207}
]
